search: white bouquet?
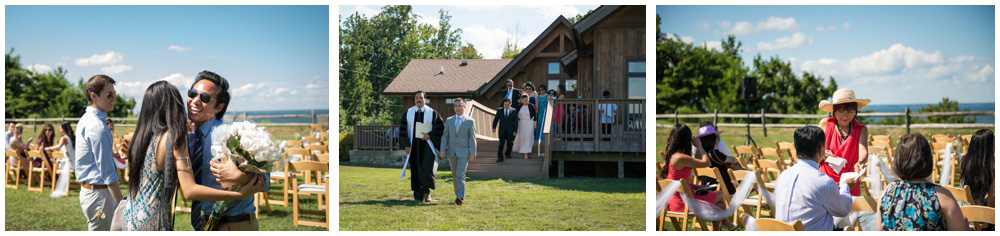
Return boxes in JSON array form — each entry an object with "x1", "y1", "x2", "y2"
[{"x1": 202, "y1": 120, "x2": 282, "y2": 231}]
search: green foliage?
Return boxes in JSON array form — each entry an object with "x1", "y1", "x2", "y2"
[
  {"x1": 656, "y1": 31, "x2": 838, "y2": 124},
  {"x1": 456, "y1": 42, "x2": 483, "y2": 59},
  {"x1": 339, "y1": 5, "x2": 466, "y2": 132},
  {"x1": 567, "y1": 9, "x2": 595, "y2": 24},
  {"x1": 656, "y1": 14, "x2": 661, "y2": 40},
  {"x1": 339, "y1": 131, "x2": 353, "y2": 162},
  {"x1": 5, "y1": 48, "x2": 135, "y2": 119},
  {"x1": 501, "y1": 37, "x2": 523, "y2": 59}
]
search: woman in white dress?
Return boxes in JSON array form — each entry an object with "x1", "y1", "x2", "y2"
[
  {"x1": 511, "y1": 94, "x2": 536, "y2": 159},
  {"x1": 48, "y1": 121, "x2": 76, "y2": 197}
]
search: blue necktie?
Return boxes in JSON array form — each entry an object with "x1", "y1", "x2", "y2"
[{"x1": 190, "y1": 130, "x2": 205, "y2": 228}]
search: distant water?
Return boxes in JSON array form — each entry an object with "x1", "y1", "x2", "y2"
[
  {"x1": 863, "y1": 103, "x2": 994, "y2": 124},
  {"x1": 224, "y1": 109, "x2": 329, "y2": 124}
]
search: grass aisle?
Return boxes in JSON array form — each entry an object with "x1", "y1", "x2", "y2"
[
  {"x1": 5, "y1": 181, "x2": 325, "y2": 231},
  {"x1": 339, "y1": 163, "x2": 644, "y2": 231}
]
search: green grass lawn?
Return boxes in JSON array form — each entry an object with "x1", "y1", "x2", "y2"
[
  {"x1": 5, "y1": 177, "x2": 326, "y2": 231},
  {"x1": 339, "y1": 163, "x2": 644, "y2": 231}
]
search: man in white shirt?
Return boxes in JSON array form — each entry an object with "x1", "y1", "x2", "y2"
[
  {"x1": 774, "y1": 125, "x2": 856, "y2": 231},
  {"x1": 597, "y1": 91, "x2": 617, "y2": 141}
]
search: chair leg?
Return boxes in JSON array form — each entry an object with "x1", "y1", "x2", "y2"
[{"x1": 293, "y1": 189, "x2": 300, "y2": 226}]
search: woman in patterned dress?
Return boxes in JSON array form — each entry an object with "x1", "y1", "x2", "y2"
[
  {"x1": 120, "y1": 81, "x2": 265, "y2": 230},
  {"x1": 877, "y1": 134, "x2": 969, "y2": 231}
]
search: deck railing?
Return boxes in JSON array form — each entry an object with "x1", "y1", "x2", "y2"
[
  {"x1": 353, "y1": 125, "x2": 399, "y2": 150},
  {"x1": 550, "y1": 99, "x2": 646, "y2": 152}
]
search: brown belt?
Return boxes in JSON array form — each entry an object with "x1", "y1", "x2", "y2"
[{"x1": 82, "y1": 184, "x2": 108, "y2": 189}]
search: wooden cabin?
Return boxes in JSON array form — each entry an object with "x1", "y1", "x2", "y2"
[{"x1": 374, "y1": 5, "x2": 646, "y2": 178}]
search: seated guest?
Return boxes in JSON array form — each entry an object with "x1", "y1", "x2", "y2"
[
  {"x1": 959, "y1": 129, "x2": 994, "y2": 207},
  {"x1": 774, "y1": 126, "x2": 855, "y2": 231},
  {"x1": 878, "y1": 134, "x2": 969, "y2": 231},
  {"x1": 662, "y1": 124, "x2": 734, "y2": 229},
  {"x1": 7, "y1": 124, "x2": 29, "y2": 178},
  {"x1": 691, "y1": 121, "x2": 742, "y2": 195}
]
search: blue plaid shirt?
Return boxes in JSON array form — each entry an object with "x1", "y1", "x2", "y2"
[{"x1": 190, "y1": 118, "x2": 270, "y2": 229}]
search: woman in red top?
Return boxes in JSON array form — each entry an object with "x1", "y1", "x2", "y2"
[
  {"x1": 661, "y1": 124, "x2": 733, "y2": 229},
  {"x1": 817, "y1": 88, "x2": 870, "y2": 196}
]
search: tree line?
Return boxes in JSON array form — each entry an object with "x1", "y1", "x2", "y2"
[
  {"x1": 655, "y1": 14, "x2": 976, "y2": 125},
  {"x1": 5, "y1": 48, "x2": 136, "y2": 120}
]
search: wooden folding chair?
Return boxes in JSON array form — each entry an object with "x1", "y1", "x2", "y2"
[
  {"x1": 657, "y1": 179, "x2": 667, "y2": 230},
  {"x1": 306, "y1": 144, "x2": 328, "y2": 156},
  {"x1": 943, "y1": 185, "x2": 975, "y2": 205},
  {"x1": 289, "y1": 161, "x2": 329, "y2": 229},
  {"x1": 755, "y1": 218, "x2": 805, "y2": 231},
  {"x1": 308, "y1": 124, "x2": 325, "y2": 134},
  {"x1": 775, "y1": 141, "x2": 796, "y2": 166},
  {"x1": 266, "y1": 148, "x2": 310, "y2": 207},
  {"x1": 315, "y1": 132, "x2": 330, "y2": 141},
  {"x1": 959, "y1": 134, "x2": 973, "y2": 155},
  {"x1": 660, "y1": 178, "x2": 709, "y2": 231},
  {"x1": 758, "y1": 147, "x2": 788, "y2": 170},
  {"x1": 871, "y1": 135, "x2": 892, "y2": 146},
  {"x1": 285, "y1": 140, "x2": 304, "y2": 149},
  {"x1": 48, "y1": 151, "x2": 75, "y2": 192},
  {"x1": 848, "y1": 196, "x2": 879, "y2": 230},
  {"x1": 931, "y1": 134, "x2": 955, "y2": 143},
  {"x1": 6, "y1": 150, "x2": 24, "y2": 189},
  {"x1": 930, "y1": 141, "x2": 953, "y2": 184},
  {"x1": 751, "y1": 169, "x2": 776, "y2": 218},
  {"x1": 728, "y1": 169, "x2": 759, "y2": 223},
  {"x1": 960, "y1": 205, "x2": 995, "y2": 231},
  {"x1": 303, "y1": 137, "x2": 322, "y2": 146},
  {"x1": 26, "y1": 150, "x2": 52, "y2": 192},
  {"x1": 732, "y1": 146, "x2": 758, "y2": 170},
  {"x1": 753, "y1": 157, "x2": 784, "y2": 187}
]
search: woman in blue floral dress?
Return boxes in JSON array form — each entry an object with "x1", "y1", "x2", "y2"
[{"x1": 878, "y1": 134, "x2": 969, "y2": 231}]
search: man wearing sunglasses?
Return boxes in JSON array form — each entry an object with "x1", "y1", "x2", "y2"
[
  {"x1": 186, "y1": 70, "x2": 269, "y2": 230},
  {"x1": 74, "y1": 74, "x2": 121, "y2": 231},
  {"x1": 499, "y1": 79, "x2": 522, "y2": 108}
]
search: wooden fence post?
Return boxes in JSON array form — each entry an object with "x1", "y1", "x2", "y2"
[
  {"x1": 713, "y1": 109, "x2": 719, "y2": 125},
  {"x1": 904, "y1": 107, "x2": 911, "y2": 134},
  {"x1": 312, "y1": 110, "x2": 316, "y2": 124},
  {"x1": 673, "y1": 110, "x2": 679, "y2": 125},
  {"x1": 761, "y1": 108, "x2": 767, "y2": 137}
]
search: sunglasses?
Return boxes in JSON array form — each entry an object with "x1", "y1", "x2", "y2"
[{"x1": 188, "y1": 89, "x2": 213, "y2": 103}]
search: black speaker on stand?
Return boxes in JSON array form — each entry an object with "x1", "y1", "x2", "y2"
[{"x1": 742, "y1": 76, "x2": 758, "y2": 147}]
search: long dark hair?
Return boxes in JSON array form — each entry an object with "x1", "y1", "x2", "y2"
[
  {"x1": 960, "y1": 129, "x2": 994, "y2": 205},
  {"x1": 128, "y1": 81, "x2": 189, "y2": 197},
  {"x1": 664, "y1": 124, "x2": 693, "y2": 167},
  {"x1": 37, "y1": 124, "x2": 55, "y2": 147},
  {"x1": 60, "y1": 121, "x2": 76, "y2": 144}
]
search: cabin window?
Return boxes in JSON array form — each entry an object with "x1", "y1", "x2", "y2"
[
  {"x1": 565, "y1": 79, "x2": 578, "y2": 93},
  {"x1": 445, "y1": 98, "x2": 455, "y2": 105},
  {"x1": 627, "y1": 60, "x2": 645, "y2": 99},
  {"x1": 547, "y1": 62, "x2": 560, "y2": 75}
]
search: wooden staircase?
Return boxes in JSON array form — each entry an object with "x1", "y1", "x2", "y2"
[{"x1": 465, "y1": 140, "x2": 547, "y2": 179}]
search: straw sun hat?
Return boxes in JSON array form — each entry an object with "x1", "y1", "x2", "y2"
[{"x1": 818, "y1": 88, "x2": 872, "y2": 113}]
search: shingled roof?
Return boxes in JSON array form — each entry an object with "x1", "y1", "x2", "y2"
[{"x1": 383, "y1": 59, "x2": 512, "y2": 95}]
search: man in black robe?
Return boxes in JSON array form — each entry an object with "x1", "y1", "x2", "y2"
[{"x1": 399, "y1": 90, "x2": 445, "y2": 202}]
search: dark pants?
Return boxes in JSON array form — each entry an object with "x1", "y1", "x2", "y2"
[
  {"x1": 498, "y1": 131, "x2": 514, "y2": 161},
  {"x1": 601, "y1": 123, "x2": 613, "y2": 141}
]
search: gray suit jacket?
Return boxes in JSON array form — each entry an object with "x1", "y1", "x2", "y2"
[{"x1": 440, "y1": 115, "x2": 477, "y2": 158}]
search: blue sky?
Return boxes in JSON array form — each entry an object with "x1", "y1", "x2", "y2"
[
  {"x1": 658, "y1": 5, "x2": 995, "y2": 105},
  {"x1": 340, "y1": 5, "x2": 600, "y2": 59},
  {"x1": 5, "y1": 5, "x2": 330, "y2": 113}
]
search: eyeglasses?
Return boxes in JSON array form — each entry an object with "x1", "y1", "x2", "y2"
[
  {"x1": 188, "y1": 89, "x2": 213, "y2": 103},
  {"x1": 834, "y1": 109, "x2": 856, "y2": 114}
]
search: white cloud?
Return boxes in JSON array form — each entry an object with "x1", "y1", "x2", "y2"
[
  {"x1": 414, "y1": 12, "x2": 440, "y2": 27},
  {"x1": 757, "y1": 32, "x2": 813, "y2": 51},
  {"x1": 663, "y1": 33, "x2": 694, "y2": 44},
  {"x1": 700, "y1": 41, "x2": 723, "y2": 51},
  {"x1": 168, "y1": 45, "x2": 191, "y2": 52},
  {"x1": 524, "y1": 5, "x2": 582, "y2": 19},
  {"x1": 232, "y1": 83, "x2": 267, "y2": 97},
  {"x1": 974, "y1": 65, "x2": 994, "y2": 82},
  {"x1": 816, "y1": 26, "x2": 837, "y2": 31},
  {"x1": 75, "y1": 51, "x2": 123, "y2": 66},
  {"x1": 462, "y1": 24, "x2": 530, "y2": 59},
  {"x1": 757, "y1": 17, "x2": 800, "y2": 31},
  {"x1": 722, "y1": 17, "x2": 800, "y2": 35},
  {"x1": 700, "y1": 22, "x2": 711, "y2": 31},
  {"x1": 796, "y1": 44, "x2": 991, "y2": 97},
  {"x1": 100, "y1": 64, "x2": 132, "y2": 75},
  {"x1": 354, "y1": 5, "x2": 381, "y2": 18},
  {"x1": 842, "y1": 22, "x2": 852, "y2": 30},
  {"x1": 26, "y1": 64, "x2": 53, "y2": 74}
]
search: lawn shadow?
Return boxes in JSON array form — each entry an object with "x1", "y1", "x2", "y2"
[
  {"x1": 340, "y1": 199, "x2": 439, "y2": 207},
  {"x1": 466, "y1": 177, "x2": 644, "y2": 194}
]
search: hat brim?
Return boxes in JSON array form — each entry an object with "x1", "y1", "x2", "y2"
[
  {"x1": 697, "y1": 130, "x2": 724, "y2": 138},
  {"x1": 819, "y1": 99, "x2": 871, "y2": 113}
]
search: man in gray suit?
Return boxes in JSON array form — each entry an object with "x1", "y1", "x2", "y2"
[{"x1": 440, "y1": 98, "x2": 477, "y2": 206}]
